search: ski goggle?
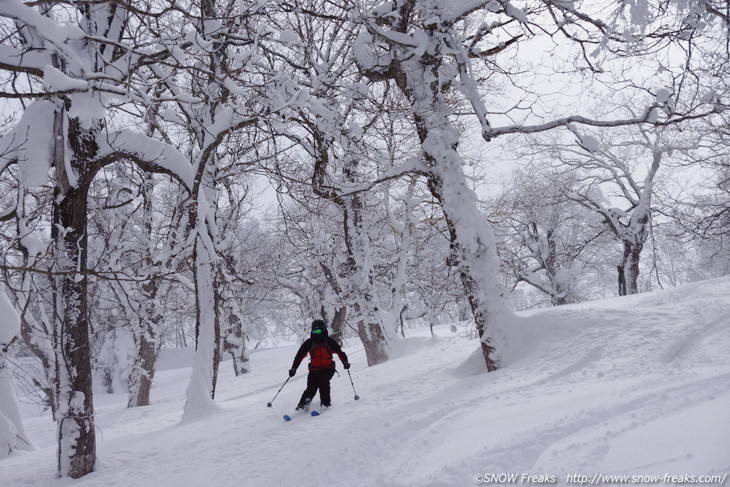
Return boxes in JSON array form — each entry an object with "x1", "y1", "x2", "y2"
[{"x1": 312, "y1": 328, "x2": 324, "y2": 335}]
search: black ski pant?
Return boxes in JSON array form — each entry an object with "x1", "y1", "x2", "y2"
[{"x1": 297, "y1": 368, "x2": 335, "y2": 408}]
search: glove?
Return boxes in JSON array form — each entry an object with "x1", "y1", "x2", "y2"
[
  {"x1": 343, "y1": 362, "x2": 351, "y2": 370},
  {"x1": 289, "y1": 368, "x2": 296, "y2": 377}
]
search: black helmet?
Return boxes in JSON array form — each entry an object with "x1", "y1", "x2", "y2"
[{"x1": 311, "y1": 319, "x2": 327, "y2": 342}]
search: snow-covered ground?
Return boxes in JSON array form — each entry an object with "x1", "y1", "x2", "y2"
[{"x1": 3, "y1": 277, "x2": 730, "y2": 486}]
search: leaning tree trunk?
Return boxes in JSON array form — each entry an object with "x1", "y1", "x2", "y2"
[
  {"x1": 356, "y1": 0, "x2": 512, "y2": 371},
  {"x1": 390, "y1": 29, "x2": 508, "y2": 371},
  {"x1": 52, "y1": 116, "x2": 97, "y2": 478},
  {"x1": 327, "y1": 306, "x2": 347, "y2": 345},
  {"x1": 426, "y1": 172, "x2": 504, "y2": 371}
]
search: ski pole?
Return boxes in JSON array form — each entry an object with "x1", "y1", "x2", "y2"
[
  {"x1": 266, "y1": 376, "x2": 291, "y2": 408},
  {"x1": 347, "y1": 369, "x2": 360, "y2": 400}
]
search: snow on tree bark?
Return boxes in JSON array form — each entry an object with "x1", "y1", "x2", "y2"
[
  {"x1": 357, "y1": 1, "x2": 511, "y2": 370},
  {"x1": 179, "y1": 0, "x2": 268, "y2": 411},
  {"x1": 126, "y1": 321, "x2": 158, "y2": 408},
  {"x1": 126, "y1": 172, "x2": 164, "y2": 407},
  {"x1": 52, "y1": 115, "x2": 98, "y2": 478},
  {"x1": 181, "y1": 174, "x2": 221, "y2": 414},
  {"x1": 382, "y1": 178, "x2": 417, "y2": 337},
  {"x1": 425, "y1": 164, "x2": 507, "y2": 370},
  {"x1": 222, "y1": 308, "x2": 250, "y2": 377}
]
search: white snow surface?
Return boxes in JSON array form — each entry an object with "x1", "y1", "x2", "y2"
[{"x1": 3, "y1": 277, "x2": 730, "y2": 486}]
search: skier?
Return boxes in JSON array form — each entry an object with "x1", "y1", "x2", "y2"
[{"x1": 289, "y1": 319, "x2": 350, "y2": 410}]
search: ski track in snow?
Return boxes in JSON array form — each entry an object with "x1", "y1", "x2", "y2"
[{"x1": 2, "y1": 278, "x2": 730, "y2": 487}]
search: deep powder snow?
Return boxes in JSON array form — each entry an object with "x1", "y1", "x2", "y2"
[{"x1": 2, "y1": 277, "x2": 729, "y2": 486}]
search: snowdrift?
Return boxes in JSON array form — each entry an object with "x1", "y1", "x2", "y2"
[{"x1": 3, "y1": 277, "x2": 729, "y2": 486}]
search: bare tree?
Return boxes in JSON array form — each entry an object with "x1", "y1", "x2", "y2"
[
  {"x1": 492, "y1": 167, "x2": 609, "y2": 305},
  {"x1": 535, "y1": 120, "x2": 700, "y2": 295}
]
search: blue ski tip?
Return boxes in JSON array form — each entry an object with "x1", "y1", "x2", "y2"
[
  {"x1": 310, "y1": 410, "x2": 320, "y2": 416},
  {"x1": 283, "y1": 415, "x2": 292, "y2": 421}
]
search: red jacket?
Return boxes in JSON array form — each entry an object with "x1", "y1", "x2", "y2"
[{"x1": 291, "y1": 337, "x2": 348, "y2": 371}]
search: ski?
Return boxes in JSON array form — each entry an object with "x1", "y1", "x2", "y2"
[
  {"x1": 283, "y1": 410, "x2": 302, "y2": 421},
  {"x1": 311, "y1": 406, "x2": 330, "y2": 416},
  {"x1": 283, "y1": 408, "x2": 323, "y2": 421},
  {"x1": 283, "y1": 408, "x2": 309, "y2": 421}
]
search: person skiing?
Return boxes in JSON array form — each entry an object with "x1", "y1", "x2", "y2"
[{"x1": 289, "y1": 319, "x2": 349, "y2": 410}]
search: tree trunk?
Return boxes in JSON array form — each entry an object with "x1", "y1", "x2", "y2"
[
  {"x1": 126, "y1": 324, "x2": 158, "y2": 408},
  {"x1": 379, "y1": 9, "x2": 510, "y2": 371},
  {"x1": 622, "y1": 241, "x2": 643, "y2": 295},
  {"x1": 128, "y1": 174, "x2": 162, "y2": 407},
  {"x1": 354, "y1": 304, "x2": 389, "y2": 366},
  {"x1": 52, "y1": 161, "x2": 96, "y2": 478},
  {"x1": 342, "y1": 195, "x2": 390, "y2": 366},
  {"x1": 617, "y1": 265, "x2": 626, "y2": 296},
  {"x1": 551, "y1": 294, "x2": 571, "y2": 306},
  {"x1": 383, "y1": 179, "x2": 416, "y2": 338},
  {"x1": 318, "y1": 263, "x2": 347, "y2": 344},
  {"x1": 183, "y1": 0, "x2": 227, "y2": 414},
  {"x1": 328, "y1": 306, "x2": 347, "y2": 344},
  {"x1": 222, "y1": 303, "x2": 250, "y2": 376},
  {"x1": 182, "y1": 227, "x2": 221, "y2": 421},
  {"x1": 426, "y1": 171, "x2": 505, "y2": 371},
  {"x1": 17, "y1": 287, "x2": 58, "y2": 418}
]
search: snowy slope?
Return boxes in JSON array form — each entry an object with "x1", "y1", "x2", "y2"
[{"x1": 2, "y1": 277, "x2": 729, "y2": 486}]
